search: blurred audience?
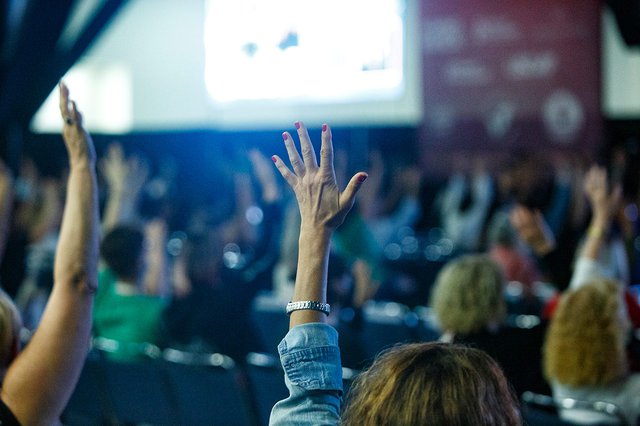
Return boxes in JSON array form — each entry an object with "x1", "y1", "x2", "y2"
[{"x1": 429, "y1": 254, "x2": 549, "y2": 395}]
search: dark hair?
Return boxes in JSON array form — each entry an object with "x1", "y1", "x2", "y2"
[
  {"x1": 342, "y1": 342, "x2": 521, "y2": 426},
  {"x1": 100, "y1": 225, "x2": 144, "y2": 281}
]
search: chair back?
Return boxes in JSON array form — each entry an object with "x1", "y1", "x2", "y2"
[
  {"x1": 360, "y1": 301, "x2": 416, "y2": 360},
  {"x1": 162, "y1": 347, "x2": 256, "y2": 426},
  {"x1": 97, "y1": 341, "x2": 177, "y2": 425},
  {"x1": 522, "y1": 391, "x2": 627, "y2": 426},
  {"x1": 250, "y1": 292, "x2": 289, "y2": 355}
]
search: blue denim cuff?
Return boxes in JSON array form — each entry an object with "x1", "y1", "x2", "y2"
[{"x1": 278, "y1": 323, "x2": 342, "y2": 392}]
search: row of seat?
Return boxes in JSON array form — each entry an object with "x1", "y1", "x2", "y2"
[
  {"x1": 62, "y1": 339, "x2": 358, "y2": 426},
  {"x1": 63, "y1": 338, "x2": 626, "y2": 425},
  {"x1": 251, "y1": 295, "x2": 541, "y2": 362}
]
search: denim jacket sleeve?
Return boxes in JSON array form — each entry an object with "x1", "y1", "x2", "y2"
[{"x1": 269, "y1": 323, "x2": 343, "y2": 426}]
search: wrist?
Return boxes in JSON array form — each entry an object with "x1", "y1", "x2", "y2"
[
  {"x1": 69, "y1": 158, "x2": 95, "y2": 171},
  {"x1": 299, "y1": 223, "x2": 333, "y2": 242}
]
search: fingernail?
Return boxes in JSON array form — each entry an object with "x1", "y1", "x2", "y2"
[
  {"x1": 358, "y1": 174, "x2": 368, "y2": 183},
  {"x1": 294, "y1": 121, "x2": 301, "y2": 130},
  {"x1": 322, "y1": 124, "x2": 327, "y2": 132},
  {"x1": 271, "y1": 156, "x2": 277, "y2": 163},
  {"x1": 282, "y1": 132, "x2": 287, "y2": 141}
]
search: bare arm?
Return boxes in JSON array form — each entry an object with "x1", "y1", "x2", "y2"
[
  {"x1": 579, "y1": 165, "x2": 621, "y2": 261},
  {"x1": 272, "y1": 122, "x2": 366, "y2": 329},
  {"x1": 141, "y1": 217, "x2": 169, "y2": 296},
  {"x1": 99, "y1": 143, "x2": 149, "y2": 232},
  {"x1": 1, "y1": 82, "x2": 99, "y2": 425}
]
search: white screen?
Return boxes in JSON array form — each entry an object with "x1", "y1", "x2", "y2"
[{"x1": 203, "y1": 0, "x2": 423, "y2": 129}]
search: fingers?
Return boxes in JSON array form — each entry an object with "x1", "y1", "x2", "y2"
[
  {"x1": 71, "y1": 101, "x2": 83, "y2": 127},
  {"x1": 319, "y1": 123, "x2": 334, "y2": 175},
  {"x1": 59, "y1": 82, "x2": 71, "y2": 120},
  {"x1": 340, "y1": 172, "x2": 368, "y2": 212},
  {"x1": 272, "y1": 155, "x2": 297, "y2": 188},
  {"x1": 295, "y1": 121, "x2": 318, "y2": 169},
  {"x1": 282, "y1": 132, "x2": 305, "y2": 176}
]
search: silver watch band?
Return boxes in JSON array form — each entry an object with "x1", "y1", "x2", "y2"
[{"x1": 286, "y1": 300, "x2": 331, "y2": 316}]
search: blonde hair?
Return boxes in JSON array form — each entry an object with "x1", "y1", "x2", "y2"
[
  {"x1": 430, "y1": 255, "x2": 506, "y2": 334},
  {"x1": 0, "y1": 289, "x2": 21, "y2": 370},
  {"x1": 543, "y1": 280, "x2": 627, "y2": 387},
  {"x1": 341, "y1": 342, "x2": 521, "y2": 426}
]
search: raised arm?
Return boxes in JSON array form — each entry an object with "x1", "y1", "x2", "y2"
[
  {"x1": 272, "y1": 122, "x2": 367, "y2": 328},
  {"x1": 1, "y1": 82, "x2": 99, "y2": 425},
  {"x1": 569, "y1": 165, "x2": 622, "y2": 288},
  {"x1": 99, "y1": 142, "x2": 149, "y2": 232},
  {"x1": 269, "y1": 121, "x2": 366, "y2": 426}
]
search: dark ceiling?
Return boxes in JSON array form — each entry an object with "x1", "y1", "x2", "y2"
[
  {"x1": 0, "y1": 0, "x2": 638, "y2": 171},
  {"x1": 0, "y1": 0, "x2": 128, "y2": 167}
]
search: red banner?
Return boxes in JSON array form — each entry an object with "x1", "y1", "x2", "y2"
[{"x1": 419, "y1": 0, "x2": 602, "y2": 174}]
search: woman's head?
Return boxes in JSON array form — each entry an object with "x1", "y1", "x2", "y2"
[
  {"x1": 342, "y1": 342, "x2": 520, "y2": 426},
  {"x1": 543, "y1": 279, "x2": 628, "y2": 387},
  {"x1": 430, "y1": 254, "x2": 506, "y2": 334}
]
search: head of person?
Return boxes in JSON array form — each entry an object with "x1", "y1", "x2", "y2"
[
  {"x1": 430, "y1": 254, "x2": 506, "y2": 334},
  {"x1": 0, "y1": 289, "x2": 22, "y2": 376},
  {"x1": 183, "y1": 229, "x2": 223, "y2": 289},
  {"x1": 543, "y1": 279, "x2": 630, "y2": 387},
  {"x1": 342, "y1": 342, "x2": 520, "y2": 425},
  {"x1": 100, "y1": 224, "x2": 145, "y2": 284}
]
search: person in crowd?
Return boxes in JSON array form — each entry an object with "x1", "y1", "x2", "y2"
[
  {"x1": 515, "y1": 165, "x2": 640, "y2": 328},
  {"x1": 486, "y1": 210, "x2": 542, "y2": 314},
  {"x1": 435, "y1": 154, "x2": 495, "y2": 254},
  {"x1": 268, "y1": 120, "x2": 521, "y2": 425},
  {"x1": 543, "y1": 279, "x2": 639, "y2": 425},
  {"x1": 429, "y1": 253, "x2": 549, "y2": 395},
  {"x1": 162, "y1": 149, "x2": 281, "y2": 360},
  {"x1": 92, "y1": 222, "x2": 169, "y2": 360},
  {"x1": 0, "y1": 82, "x2": 100, "y2": 425}
]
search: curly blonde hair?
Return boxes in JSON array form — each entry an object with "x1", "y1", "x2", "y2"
[
  {"x1": 341, "y1": 342, "x2": 521, "y2": 426},
  {"x1": 430, "y1": 255, "x2": 506, "y2": 334},
  {"x1": 543, "y1": 279, "x2": 627, "y2": 387}
]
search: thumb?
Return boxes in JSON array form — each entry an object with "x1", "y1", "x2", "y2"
[{"x1": 340, "y1": 172, "x2": 368, "y2": 211}]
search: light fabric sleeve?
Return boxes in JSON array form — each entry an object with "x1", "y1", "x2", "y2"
[{"x1": 269, "y1": 323, "x2": 343, "y2": 426}]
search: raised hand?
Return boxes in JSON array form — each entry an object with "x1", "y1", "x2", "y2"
[
  {"x1": 509, "y1": 204, "x2": 556, "y2": 256},
  {"x1": 59, "y1": 82, "x2": 95, "y2": 166},
  {"x1": 272, "y1": 121, "x2": 367, "y2": 232},
  {"x1": 249, "y1": 149, "x2": 280, "y2": 203},
  {"x1": 583, "y1": 165, "x2": 621, "y2": 223}
]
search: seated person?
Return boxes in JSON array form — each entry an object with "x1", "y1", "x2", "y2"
[
  {"x1": 0, "y1": 82, "x2": 100, "y2": 424},
  {"x1": 544, "y1": 279, "x2": 639, "y2": 425},
  {"x1": 429, "y1": 254, "x2": 549, "y2": 395},
  {"x1": 161, "y1": 229, "x2": 264, "y2": 361},
  {"x1": 268, "y1": 121, "x2": 520, "y2": 425},
  {"x1": 93, "y1": 224, "x2": 167, "y2": 360}
]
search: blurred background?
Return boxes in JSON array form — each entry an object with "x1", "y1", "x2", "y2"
[{"x1": 0, "y1": 0, "x2": 638, "y2": 174}]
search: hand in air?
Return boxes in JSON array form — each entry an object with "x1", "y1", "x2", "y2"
[{"x1": 272, "y1": 121, "x2": 367, "y2": 232}]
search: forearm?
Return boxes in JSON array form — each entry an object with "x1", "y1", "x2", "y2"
[
  {"x1": 55, "y1": 163, "x2": 99, "y2": 291},
  {"x1": 581, "y1": 212, "x2": 610, "y2": 262},
  {"x1": 289, "y1": 227, "x2": 331, "y2": 328},
  {"x1": 142, "y1": 240, "x2": 168, "y2": 296}
]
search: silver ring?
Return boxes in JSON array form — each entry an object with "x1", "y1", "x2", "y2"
[{"x1": 65, "y1": 117, "x2": 73, "y2": 125}]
